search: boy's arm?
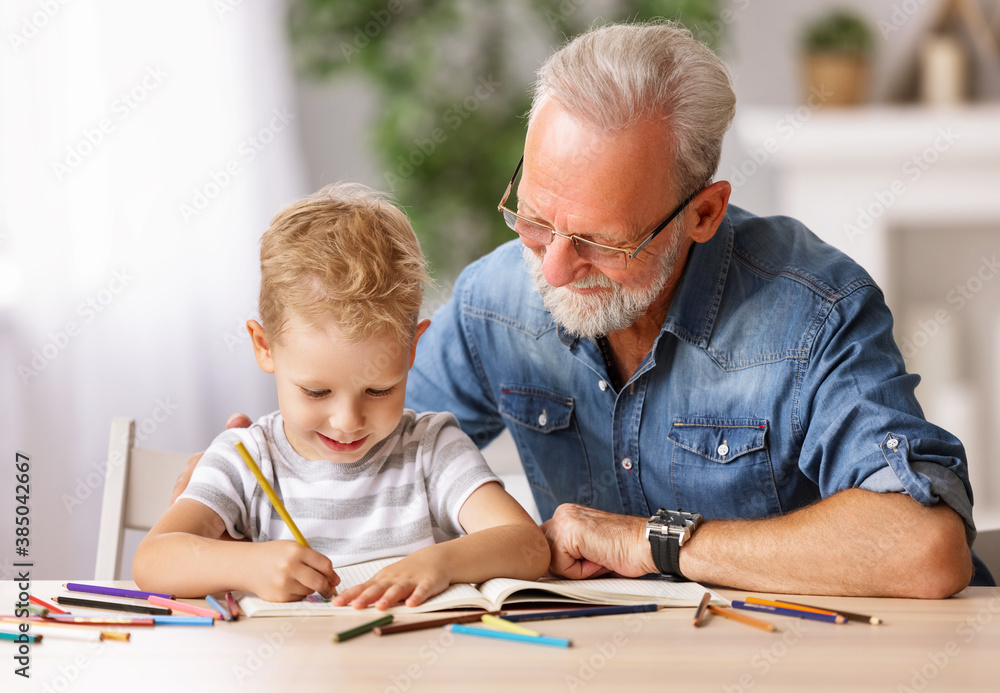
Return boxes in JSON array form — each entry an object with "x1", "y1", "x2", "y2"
[
  {"x1": 332, "y1": 482, "x2": 549, "y2": 609},
  {"x1": 133, "y1": 499, "x2": 339, "y2": 601}
]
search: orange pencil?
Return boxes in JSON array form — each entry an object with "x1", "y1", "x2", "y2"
[
  {"x1": 707, "y1": 605, "x2": 776, "y2": 633},
  {"x1": 745, "y1": 597, "x2": 837, "y2": 616},
  {"x1": 147, "y1": 595, "x2": 221, "y2": 619}
]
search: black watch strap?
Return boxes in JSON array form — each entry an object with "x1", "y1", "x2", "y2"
[{"x1": 649, "y1": 532, "x2": 686, "y2": 581}]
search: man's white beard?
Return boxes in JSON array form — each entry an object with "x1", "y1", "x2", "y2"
[{"x1": 522, "y1": 242, "x2": 677, "y2": 339}]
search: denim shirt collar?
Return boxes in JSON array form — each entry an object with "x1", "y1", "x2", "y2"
[{"x1": 556, "y1": 209, "x2": 735, "y2": 365}]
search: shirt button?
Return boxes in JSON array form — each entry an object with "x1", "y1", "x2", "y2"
[
  {"x1": 621, "y1": 458, "x2": 633, "y2": 470},
  {"x1": 538, "y1": 411, "x2": 548, "y2": 427},
  {"x1": 598, "y1": 380, "x2": 608, "y2": 391},
  {"x1": 717, "y1": 443, "x2": 729, "y2": 457},
  {"x1": 886, "y1": 438, "x2": 898, "y2": 450}
]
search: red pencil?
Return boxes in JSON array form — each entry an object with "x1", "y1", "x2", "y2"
[
  {"x1": 224, "y1": 592, "x2": 241, "y2": 620},
  {"x1": 29, "y1": 595, "x2": 68, "y2": 615}
]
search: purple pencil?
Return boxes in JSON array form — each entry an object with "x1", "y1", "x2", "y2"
[{"x1": 64, "y1": 583, "x2": 174, "y2": 601}]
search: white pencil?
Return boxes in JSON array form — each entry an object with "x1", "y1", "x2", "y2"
[{"x1": 1, "y1": 625, "x2": 103, "y2": 642}]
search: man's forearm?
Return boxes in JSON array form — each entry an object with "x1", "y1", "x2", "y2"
[{"x1": 679, "y1": 489, "x2": 973, "y2": 598}]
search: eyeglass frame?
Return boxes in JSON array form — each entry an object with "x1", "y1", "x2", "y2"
[{"x1": 497, "y1": 155, "x2": 701, "y2": 267}]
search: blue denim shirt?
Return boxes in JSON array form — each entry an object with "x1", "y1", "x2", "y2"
[{"x1": 406, "y1": 205, "x2": 977, "y2": 550}]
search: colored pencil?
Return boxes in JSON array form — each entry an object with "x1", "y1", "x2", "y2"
[
  {"x1": 333, "y1": 614, "x2": 393, "y2": 643},
  {"x1": 501, "y1": 603, "x2": 660, "y2": 622},
  {"x1": 45, "y1": 615, "x2": 155, "y2": 626},
  {"x1": 14, "y1": 624, "x2": 103, "y2": 642},
  {"x1": 745, "y1": 596, "x2": 838, "y2": 615},
  {"x1": 29, "y1": 595, "x2": 68, "y2": 615},
  {"x1": 447, "y1": 623, "x2": 571, "y2": 648},
  {"x1": 373, "y1": 612, "x2": 490, "y2": 636},
  {"x1": 2, "y1": 618, "x2": 129, "y2": 641},
  {"x1": 54, "y1": 596, "x2": 171, "y2": 616},
  {"x1": 225, "y1": 592, "x2": 241, "y2": 620},
  {"x1": 706, "y1": 605, "x2": 775, "y2": 633},
  {"x1": 693, "y1": 592, "x2": 711, "y2": 627},
  {"x1": 147, "y1": 595, "x2": 220, "y2": 619},
  {"x1": 152, "y1": 616, "x2": 215, "y2": 626},
  {"x1": 481, "y1": 614, "x2": 541, "y2": 637},
  {"x1": 205, "y1": 595, "x2": 231, "y2": 621},
  {"x1": 64, "y1": 583, "x2": 173, "y2": 601},
  {"x1": 0, "y1": 631, "x2": 42, "y2": 643},
  {"x1": 757, "y1": 597, "x2": 883, "y2": 625},
  {"x1": 732, "y1": 600, "x2": 845, "y2": 624},
  {"x1": 235, "y1": 442, "x2": 308, "y2": 546},
  {"x1": 236, "y1": 441, "x2": 338, "y2": 598},
  {"x1": 26, "y1": 604, "x2": 49, "y2": 618}
]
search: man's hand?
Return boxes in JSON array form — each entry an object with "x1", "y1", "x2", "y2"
[
  {"x1": 170, "y1": 413, "x2": 253, "y2": 505},
  {"x1": 541, "y1": 504, "x2": 656, "y2": 579}
]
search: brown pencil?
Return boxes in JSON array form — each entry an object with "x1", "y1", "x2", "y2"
[
  {"x1": 373, "y1": 611, "x2": 496, "y2": 636},
  {"x1": 707, "y1": 605, "x2": 776, "y2": 632},
  {"x1": 769, "y1": 598, "x2": 882, "y2": 625},
  {"x1": 692, "y1": 592, "x2": 711, "y2": 627}
]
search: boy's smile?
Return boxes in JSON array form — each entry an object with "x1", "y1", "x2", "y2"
[{"x1": 248, "y1": 314, "x2": 429, "y2": 464}]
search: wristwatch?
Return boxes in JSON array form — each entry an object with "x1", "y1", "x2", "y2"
[{"x1": 645, "y1": 509, "x2": 702, "y2": 580}]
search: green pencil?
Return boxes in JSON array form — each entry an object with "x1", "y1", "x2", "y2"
[{"x1": 333, "y1": 615, "x2": 392, "y2": 643}]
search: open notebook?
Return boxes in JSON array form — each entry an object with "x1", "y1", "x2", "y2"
[{"x1": 236, "y1": 556, "x2": 728, "y2": 617}]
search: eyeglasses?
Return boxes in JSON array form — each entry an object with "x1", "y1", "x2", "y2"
[{"x1": 497, "y1": 155, "x2": 699, "y2": 270}]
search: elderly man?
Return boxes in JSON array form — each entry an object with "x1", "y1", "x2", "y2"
[{"x1": 179, "y1": 21, "x2": 988, "y2": 595}]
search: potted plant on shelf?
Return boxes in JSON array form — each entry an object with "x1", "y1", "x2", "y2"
[{"x1": 801, "y1": 10, "x2": 874, "y2": 107}]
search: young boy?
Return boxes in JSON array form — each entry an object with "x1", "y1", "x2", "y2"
[{"x1": 133, "y1": 184, "x2": 549, "y2": 608}]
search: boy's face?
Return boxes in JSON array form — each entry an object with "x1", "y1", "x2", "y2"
[{"x1": 248, "y1": 314, "x2": 429, "y2": 464}]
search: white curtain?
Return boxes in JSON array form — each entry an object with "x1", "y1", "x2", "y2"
[{"x1": 0, "y1": 0, "x2": 307, "y2": 579}]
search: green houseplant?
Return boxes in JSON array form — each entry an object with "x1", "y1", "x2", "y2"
[
  {"x1": 287, "y1": 0, "x2": 722, "y2": 278},
  {"x1": 801, "y1": 10, "x2": 874, "y2": 107}
]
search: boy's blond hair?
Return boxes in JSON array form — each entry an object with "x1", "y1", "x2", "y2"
[{"x1": 259, "y1": 183, "x2": 429, "y2": 344}]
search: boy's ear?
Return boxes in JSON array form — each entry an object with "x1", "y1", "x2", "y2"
[
  {"x1": 247, "y1": 320, "x2": 276, "y2": 374},
  {"x1": 408, "y1": 319, "x2": 431, "y2": 369}
]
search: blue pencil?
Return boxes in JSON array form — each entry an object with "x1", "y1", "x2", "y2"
[
  {"x1": 501, "y1": 603, "x2": 660, "y2": 623},
  {"x1": 731, "y1": 600, "x2": 846, "y2": 624},
  {"x1": 152, "y1": 616, "x2": 215, "y2": 626},
  {"x1": 204, "y1": 595, "x2": 231, "y2": 621},
  {"x1": 447, "y1": 623, "x2": 571, "y2": 648}
]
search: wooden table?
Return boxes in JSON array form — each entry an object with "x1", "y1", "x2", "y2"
[{"x1": 2, "y1": 582, "x2": 998, "y2": 691}]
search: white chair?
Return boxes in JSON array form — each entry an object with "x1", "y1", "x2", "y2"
[{"x1": 94, "y1": 418, "x2": 193, "y2": 580}]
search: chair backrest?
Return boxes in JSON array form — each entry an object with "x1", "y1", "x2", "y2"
[{"x1": 94, "y1": 418, "x2": 193, "y2": 580}]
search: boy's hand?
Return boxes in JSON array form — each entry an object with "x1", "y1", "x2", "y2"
[
  {"x1": 249, "y1": 541, "x2": 340, "y2": 602},
  {"x1": 330, "y1": 551, "x2": 449, "y2": 610}
]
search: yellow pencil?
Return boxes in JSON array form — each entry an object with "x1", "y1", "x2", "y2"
[
  {"x1": 707, "y1": 605, "x2": 776, "y2": 633},
  {"x1": 234, "y1": 442, "x2": 338, "y2": 597},
  {"x1": 481, "y1": 613, "x2": 542, "y2": 637}
]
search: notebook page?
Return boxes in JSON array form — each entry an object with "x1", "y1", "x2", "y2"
[{"x1": 478, "y1": 575, "x2": 727, "y2": 608}]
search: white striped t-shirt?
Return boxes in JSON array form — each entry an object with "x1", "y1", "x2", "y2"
[{"x1": 179, "y1": 409, "x2": 500, "y2": 567}]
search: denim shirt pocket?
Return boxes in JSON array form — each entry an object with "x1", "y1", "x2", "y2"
[
  {"x1": 668, "y1": 417, "x2": 782, "y2": 519},
  {"x1": 499, "y1": 385, "x2": 592, "y2": 511}
]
